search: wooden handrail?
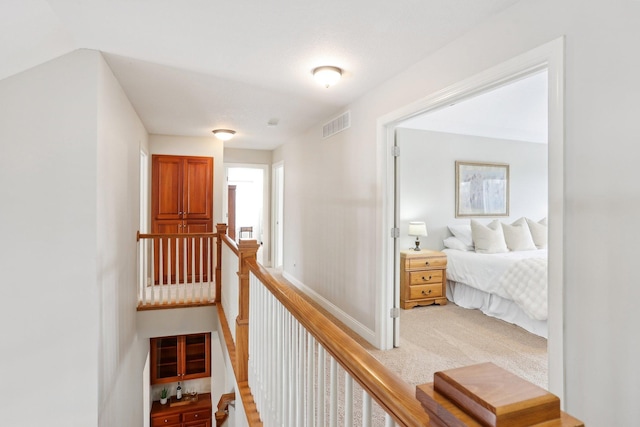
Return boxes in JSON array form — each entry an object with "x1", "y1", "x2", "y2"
[{"x1": 245, "y1": 258, "x2": 430, "y2": 427}]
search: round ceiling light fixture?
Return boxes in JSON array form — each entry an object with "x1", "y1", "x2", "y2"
[
  {"x1": 212, "y1": 129, "x2": 236, "y2": 141},
  {"x1": 312, "y1": 66, "x2": 342, "y2": 88}
]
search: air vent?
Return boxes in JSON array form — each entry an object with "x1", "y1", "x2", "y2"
[{"x1": 322, "y1": 111, "x2": 351, "y2": 139}]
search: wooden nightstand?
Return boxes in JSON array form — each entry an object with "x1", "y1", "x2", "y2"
[{"x1": 400, "y1": 249, "x2": 447, "y2": 309}]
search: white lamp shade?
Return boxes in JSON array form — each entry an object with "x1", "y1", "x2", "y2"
[
  {"x1": 408, "y1": 221, "x2": 427, "y2": 237},
  {"x1": 212, "y1": 129, "x2": 236, "y2": 141},
  {"x1": 313, "y1": 66, "x2": 342, "y2": 88}
]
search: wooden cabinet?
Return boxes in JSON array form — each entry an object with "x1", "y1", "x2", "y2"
[
  {"x1": 400, "y1": 249, "x2": 447, "y2": 309},
  {"x1": 152, "y1": 155, "x2": 214, "y2": 283},
  {"x1": 151, "y1": 393, "x2": 212, "y2": 427},
  {"x1": 152, "y1": 155, "x2": 213, "y2": 226},
  {"x1": 151, "y1": 333, "x2": 211, "y2": 385}
]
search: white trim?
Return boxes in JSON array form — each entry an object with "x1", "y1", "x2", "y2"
[
  {"x1": 376, "y1": 37, "x2": 565, "y2": 400},
  {"x1": 271, "y1": 161, "x2": 284, "y2": 269},
  {"x1": 282, "y1": 271, "x2": 377, "y2": 345}
]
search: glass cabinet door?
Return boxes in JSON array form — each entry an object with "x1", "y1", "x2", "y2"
[
  {"x1": 151, "y1": 336, "x2": 179, "y2": 383},
  {"x1": 183, "y1": 333, "x2": 210, "y2": 378},
  {"x1": 150, "y1": 333, "x2": 210, "y2": 384}
]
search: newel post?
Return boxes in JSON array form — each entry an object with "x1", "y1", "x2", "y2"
[
  {"x1": 236, "y1": 238, "x2": 260, "y2": 382},
  {"x1": 215, "y1": 223, "x2": 227, "y2": 304}
]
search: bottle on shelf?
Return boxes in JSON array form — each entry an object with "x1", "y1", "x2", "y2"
[{"x1": 176, "y1": 381, "x2": 182, "y2": 400}]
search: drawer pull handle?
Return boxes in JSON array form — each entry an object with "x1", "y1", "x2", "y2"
[
  {"x1": 422, "y1": 289, "x2": 432, "y2": 295},
  {"x1": 425, "y1": 261, "x2": 430, "y2": 266},
  {"x1": 195, "y1": 414, "x2": 199, "y2": 418},
  {"x1": 165, "y1": 420, "x2": 168, "y2": 423},
  {"x1": 422, "y1": 276, "x2": 432, "y2": 281}
]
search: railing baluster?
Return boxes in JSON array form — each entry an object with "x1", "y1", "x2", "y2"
[
  {"x1": 384, "y1": 413, "x2": 395, "y2": 427},
  {"x1": 317, "y1": 346, "x2": 325, "y2": 427},
  {"x1": 198, "y1": 237, "x2": 203, "y2": 302},
  {"x1": 362, "y1": 391, "x2": 372, "y2": 427},
  {"x1": 306, "y1": 334, "x2": 315, "y2": 427},
  {"x1": 166, "y1": 237, "x2": 171, "y2": 304},
  {"x1": 345, "y1": 374, "x2": 353, "y2": 427},
  {"x1": 330, "y1": 357, "x2": 338, "y2": 427}
]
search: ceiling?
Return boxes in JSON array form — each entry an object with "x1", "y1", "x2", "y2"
[
  {"x1": 398, "y1": 71, "x2": 548, "y2": 144},
  {"x1": 1, "y1": 0, "x2": 523, "y2": 150}
]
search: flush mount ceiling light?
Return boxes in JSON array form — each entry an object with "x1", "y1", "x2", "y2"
[
  {"x1": 212, "y1": 129, "x2": 236, "y2": 141},
  {"x1": 312, "y1": 66, "x2": 342, "y2": 88}
]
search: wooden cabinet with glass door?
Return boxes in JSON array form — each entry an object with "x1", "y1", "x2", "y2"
[{"x1": 151, "y1": 333, "x2": 211, "y2": 384}]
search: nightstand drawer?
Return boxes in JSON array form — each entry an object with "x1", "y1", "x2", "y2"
[
  {"x1": 409, "y1": 284, "x2": 442, "y2": 300},
  {"x1": 409, "y1": 270, "x2": 443, "y2": 285},
  {"x1": 407, "y1": 256, "x2": 447, "y2": 270}
]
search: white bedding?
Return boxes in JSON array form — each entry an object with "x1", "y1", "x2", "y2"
[{"x1": 443, "y1": 248, "x2": 548, "y2": 321}]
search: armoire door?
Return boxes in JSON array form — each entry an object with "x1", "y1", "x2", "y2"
[{"x1": 151, "y1": 155, "x2": 213, "y2": 284}]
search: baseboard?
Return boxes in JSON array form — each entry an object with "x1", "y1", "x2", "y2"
[{"x1": 282, "y1": 271, "x2": 377, "y2": 346}]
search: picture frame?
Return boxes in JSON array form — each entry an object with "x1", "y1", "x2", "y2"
[{"x1": 455, "y1": 161, "x2": 509, "y2": 217}]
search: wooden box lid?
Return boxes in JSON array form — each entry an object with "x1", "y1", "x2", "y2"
[{"x1": 432, "y1": 362, "x2": 560, "y2": 427}]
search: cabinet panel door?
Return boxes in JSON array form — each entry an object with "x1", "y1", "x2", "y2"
[
  {"x1": 183, "y1": 333, "x2": 211, "y2": 379},
  {"x1": 153, "y1": 156, "x2": 183, "y2": 221},
  {"x1": 183, "y1": 157, "x2": 212, "y2": 220},
  {"x1": 151, "y1": 336, "x2": 180, "y2": 384}
]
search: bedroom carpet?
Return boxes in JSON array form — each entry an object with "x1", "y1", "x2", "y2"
[
  {"x1": 268, "y1": 269, "x2": 547, "y2": 390},
  {"x1": 367, "y1": 303, "x2": 548, "y2": 389}
]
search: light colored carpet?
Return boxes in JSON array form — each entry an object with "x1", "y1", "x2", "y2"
[{"x1": 367, "y1": 303, "x2": 548, "y2": 389}]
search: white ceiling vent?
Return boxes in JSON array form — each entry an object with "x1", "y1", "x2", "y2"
[{"x1": 322, "y1": 111, "x2": 351, "y2": 139}]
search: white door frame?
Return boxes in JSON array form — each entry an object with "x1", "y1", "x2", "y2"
[
  {"x1": 272, "y1": 161, "x2": 284, "y2": 269},
  {"x1": 376, "y1": 37, "x2": 565, "y2": 399}
]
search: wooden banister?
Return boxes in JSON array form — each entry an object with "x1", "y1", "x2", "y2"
[
  {"x1": 235, "y1": 239, "x2": 260, "y2": 383},
  {"x1": 244, "y1": 258, "x2": 430, "y2": 427},
  {"x1": 215, "y1": 392, "x2": 236, "y2": 427}
]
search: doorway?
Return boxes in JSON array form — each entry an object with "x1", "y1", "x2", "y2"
[
  {"x1": 377, "y1": 38, "x2": 565, "y2": 398},
  {"x1": 224, "y1": 164, "x2": 269, "y2": 265}
]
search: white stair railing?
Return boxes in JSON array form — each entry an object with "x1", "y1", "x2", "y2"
[
  {"x1": 137, "y1": 232, "x2": 216, "y2": 307},
  {"x1": 248, "y1": 271, "x2": 409, "y2": 427}
]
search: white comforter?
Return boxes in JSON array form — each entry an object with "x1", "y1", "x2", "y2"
[{"x1": 443, "y1": 249, "x2": 548, "y2": 320}]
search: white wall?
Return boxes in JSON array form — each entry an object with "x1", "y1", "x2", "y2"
[
  {"x1": 149, "y1": 134, "x2": 225, "y2": 225},
  {"x1": 279, "y1": 1, "x2": 640, "y2": 424},
  {"x1": 224, "y1": 147, "x2": 272, "y2": 165},
  {"x1": 96, "y1": 51, "x2": 149, "y2": 427},
  {"x1": 397, "y1": 128, "x2": 547, "y2": 251},
  {"x1": 0, "y1": 49, "x2": 147, "y2": 426}
]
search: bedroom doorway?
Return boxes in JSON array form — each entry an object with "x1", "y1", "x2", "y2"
[{"x1": 377, "y1": 38, "x2": 565, "y2": 398}]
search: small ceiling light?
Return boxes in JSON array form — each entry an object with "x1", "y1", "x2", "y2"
[
  {"x1": 313, "y1": 66, "x2": 342, "y2": 88},
  {"x1": 212, "y1": 129, "x2": 236, "y2": 141}
]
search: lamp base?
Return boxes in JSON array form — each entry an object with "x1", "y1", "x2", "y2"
[{"x1": 413, "y1": 237, "x2": 421, "y2": 251}]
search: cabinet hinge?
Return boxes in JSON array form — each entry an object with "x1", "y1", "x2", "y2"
[
  {"x1": 392, "y1": 145, "x2": 400, "y2": 157},
  {"x1": 391, "y1": 227, "x2": 400, "y2": 238},
  {"x1": 390, "y1": 307, "x2": 400, "y2": 318}
]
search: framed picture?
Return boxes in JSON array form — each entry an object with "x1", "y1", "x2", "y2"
[{"x1": 455, "y1": 161, "x2": 509, "y2": 217}]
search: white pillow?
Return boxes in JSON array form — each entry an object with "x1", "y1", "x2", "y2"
[
  {"x1": 502, "y1": 218, "x2": 536, "y2": 251},
  {"x1": 526, "y1": 217, "x2": 548, "y2": 249},
  {"x1": 443, "y1": 236, "x2": 473, "y2": 251},
  {"x1": 447, "y1": 224, "x2": 474, "y2": 248},
  {"x1": 470, "y1": 219, "x2": 509, "y2": 254}
]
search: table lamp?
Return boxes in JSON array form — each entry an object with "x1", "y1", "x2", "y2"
[{"x1": 408, "y1": 221, "x2": 428, "y2": 251}]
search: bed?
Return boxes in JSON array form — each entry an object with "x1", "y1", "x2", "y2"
[{"x1": 443, "y1": 218, "x2": 548, "y2": 338}]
